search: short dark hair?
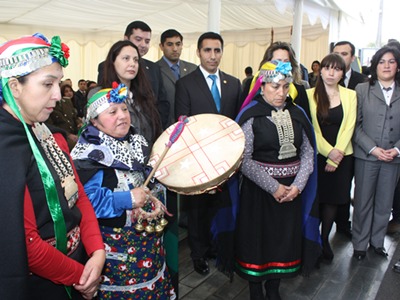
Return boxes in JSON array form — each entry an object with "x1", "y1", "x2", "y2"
[
  {"x1": 61, "y1": 84, "x2": 73, "y2": 97},
  {"x1": 197, "y1": 32, "x2": 224, "y2": 50},
  {"x1": 387, "y1": 40, "x2": 400, "y2": 52},
  {"x1": 311, "y1": 60, "x2": 320, "y2": 68},
  {"x1": 245, "y1": 66, "x2": 253, "y2": 75},
  {"x1": 333, "y1": 41, "x2": 355, "y2": 56},
  {"x1": 369, "y1": 46, "x2": 400, "y2": 85},
  {"x1": 160, "y1": 29, "x2": 183, "y2": 44},
  {"x1": 124, "y1": 21, "x2": 152, "y2": 38},
  {"x1": 78, "y1": 79, "x2": 86, "y2": 84}
]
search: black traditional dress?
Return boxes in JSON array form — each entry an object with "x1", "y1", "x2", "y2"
[{"x1": 234, "y1": 95, "x2": 320, "y2": 282}]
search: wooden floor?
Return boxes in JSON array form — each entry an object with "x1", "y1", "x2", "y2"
[{"x1": 178, "y1": 226, "x2": 400, "y2": 300}]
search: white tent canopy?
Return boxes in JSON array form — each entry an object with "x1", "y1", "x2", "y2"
[{"x1": 0, "y1": 0, "x2": 375, "y2": 83}]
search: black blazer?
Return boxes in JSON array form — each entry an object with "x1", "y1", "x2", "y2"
[
  {"x1": 175, "y1": 67, "x2": 242, "y2": 120},
  {"x1": 293, "y1": 83, "x2": 311, "y2": 120},
  {"x1": 74, "y1": 90, "x2": 86, "y2": 118},
  {"x1": 97, "y1": 59, "x2": 170, "y2": 129},
  {"x1": 347, "y1": 70, "x2": 368, "y2": 90}
]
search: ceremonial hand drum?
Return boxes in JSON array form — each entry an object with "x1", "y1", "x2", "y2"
[{"x1": 149, "y1": 113, "x2": 244, "y2": 194}]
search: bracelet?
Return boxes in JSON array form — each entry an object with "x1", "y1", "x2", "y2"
[{"x1": 130, "y1": 190, "x2": 136, "y2": 209}]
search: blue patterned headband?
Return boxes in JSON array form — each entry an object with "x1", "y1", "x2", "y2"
[{"x1": 260, "y1": 60, "x2": 293, "y2": 83}]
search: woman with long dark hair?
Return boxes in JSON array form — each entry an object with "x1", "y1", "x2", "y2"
[
  {"x1": 101, "y1": 40, "x2": 162, "y2": 146},
  {"x1": 307, "y1": 53, "x2": 356, "y2": 262}
]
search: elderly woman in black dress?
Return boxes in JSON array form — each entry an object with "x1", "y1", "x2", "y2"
[{"x1": 235, "y1": 61, "x2": 320, "y2": 300}]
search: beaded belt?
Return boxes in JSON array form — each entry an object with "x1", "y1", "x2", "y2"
[
  {"x1": 45, "y1": 225, "x2": 80, "y2": 256},
  {"x1": 257, "y1": 160, "x2": 300, "y2": 178}
]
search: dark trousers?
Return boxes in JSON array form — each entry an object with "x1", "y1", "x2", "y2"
[
  {"x1": 392, "y1": 180, "x2": 400, "y2": 221},
  {"x1": 164, "y1": 190, "x2": 179, "y2": 298},
  {"x1": 184, "y1": 192, "x2": 220, "y2": 260},
  {"x1": 335, "y1": 201, "x2": 351, "y2": 230}
]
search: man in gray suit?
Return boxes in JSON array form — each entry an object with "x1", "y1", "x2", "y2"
[
  {"x1": 156, "y1": 30, "x2": 196, "y2": 294},
  {"x1": 157, "y1": 29, "x2": 197, "y2": 127},
  {"x1": 175, "y1": 32, "x2": 242, "y2": 275}
]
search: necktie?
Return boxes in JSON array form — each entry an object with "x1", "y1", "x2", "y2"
[
  {"x1": 208, "y1": 74, "x2": 221, "y2": 112},
  {"x1": 383, "y1": 86, "x2": 392, "y2": 106},
  {"x1": 171, "y1": 64, "x2": 180, "y2": 80}
]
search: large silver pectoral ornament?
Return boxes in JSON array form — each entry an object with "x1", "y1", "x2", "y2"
[
  {"x1": 271, "y1": 109, "x2": 297, "y2": 160},
  {"x1": 278, "y1": 142, "x2": 297, "y2": 160},
  {"x1": 62, "y1": 175, "x2": 78, "y2": 208}
]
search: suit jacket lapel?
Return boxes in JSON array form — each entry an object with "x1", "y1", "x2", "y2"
[
  {"x1": 180, "y1": 61, "x2": 191, "y2": 78},
  {"x1": 390, "y1": 83, "x2": 400, "y2": 104},
  {"x1": 159, "y1": 59, "x2": 176, "y2": 83},
  {"x1": 194, "y1": 68, "x2": 218, "y2": 112},
  {"x1": 370, "y1": 84, "x2": 386, "y2": 104},
  {"x1": 219, "y1": 70, "x2": 227, "y2": 112}
]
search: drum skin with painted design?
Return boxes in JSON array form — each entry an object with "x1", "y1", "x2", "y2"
[{"x1": 149, "y1": 113, "x2": 244, "y2": 195}]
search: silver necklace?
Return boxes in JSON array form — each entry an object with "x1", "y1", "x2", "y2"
[
  {"x1": 32, "y1": 123, "x2": 78, "y2": 208},
  {"x1": 271, "y1": 109, "x2": 297, "y2": 160}
]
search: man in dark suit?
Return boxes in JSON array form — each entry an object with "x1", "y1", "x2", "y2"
[
  {"x1": 97, "y1": 21, "x2": 170, "y2": 129},
  {"x1": 175, "y1": 32, "x2": 242, "y2": 275},
  {"x1": 74, "y1": 79, "x2": 87, "y2": 118},
  {"x1": 157, "y1": 29, "x2": 197, "y2": 127},
  {"x1": 332, "y1": 40, "x2": 368, "y2": 239},
  {"x1": 333, "y1": 41, "x2": 368, "y2": 90}
]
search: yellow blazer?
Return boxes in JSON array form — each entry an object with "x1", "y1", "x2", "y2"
[{"x1": 307, "y1": 86, "x2": 357, "y2": 167}]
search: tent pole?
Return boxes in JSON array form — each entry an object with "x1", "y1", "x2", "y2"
[
  {"x1": 376, "y1": 0, "x2": 383, "y2": 47},
  {"x1": 208, "y1": 0, "x2": 221, "y2": 33},
  {"x1": 291, "y1": 0, "x2": 304, "y2": 59}
]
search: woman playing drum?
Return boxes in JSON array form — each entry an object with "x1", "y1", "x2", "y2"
[{"x1": 71, "y1": 84, "x2": 176, "y2": 299}]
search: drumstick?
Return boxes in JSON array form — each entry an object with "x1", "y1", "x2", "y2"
[{"x1": 143, "y1": 115, "x2": 189, "y2": 187}]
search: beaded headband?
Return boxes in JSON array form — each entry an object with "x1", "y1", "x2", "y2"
[
  {"x1": 0, "y1": 33, "x2": 69, "y2": 79},
  {"x1": 0, "y1": 33, "x2": 71, "y2": 269},
  {"x1": 260, "y1": 60, "x2": 293, "y2": 83},
  {"x1": 86, "y1": 82, "x2": 128, "y2": 120}
]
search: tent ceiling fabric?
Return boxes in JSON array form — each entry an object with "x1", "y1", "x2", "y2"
[
  {"x1": 0, "y1": 0, "x2": 366, "y2": 84},
  {"x1": 0, "y1": 0, "x2": 355, "y2": 37}
]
